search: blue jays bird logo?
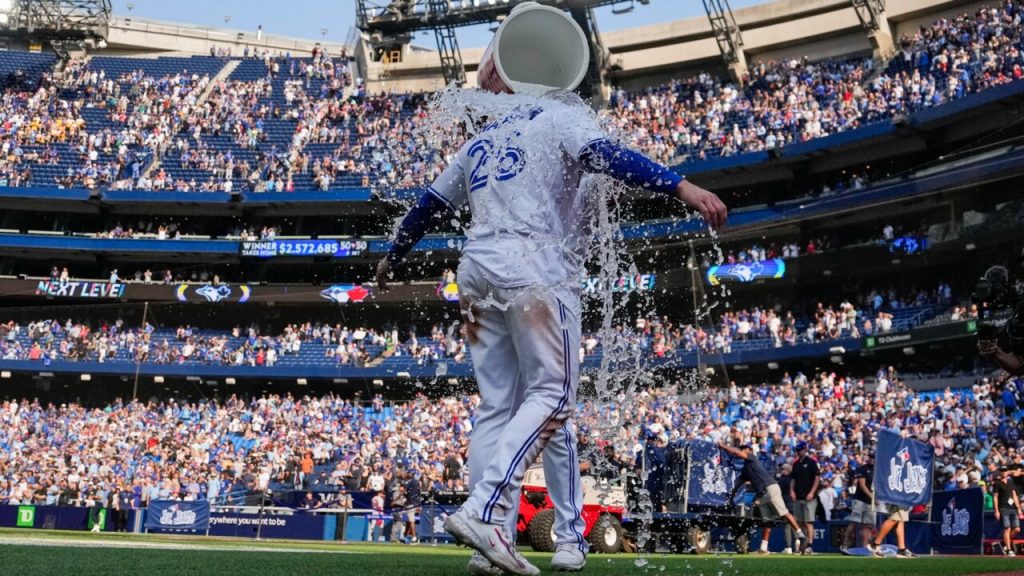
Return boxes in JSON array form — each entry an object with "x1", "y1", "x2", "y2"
[
  {"x1": 319, "y1": 285, "x2": 370, "y2": 304},
  {"x1": 196, "y1": 285, "x2": 233, "y2": 303}
]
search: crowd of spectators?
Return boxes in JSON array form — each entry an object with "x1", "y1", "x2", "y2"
[
  {"x1": 0, "y1": 4, "x2": 1017, "y2": 193},
  {"x1": 595, "y1": 369, "x2": 1024, "y2": 522},
  {"x1": 0, "y1": 280, "x2": 960, "y2": 368},
  {"x1": 0, "y1": 4, "x2": 1015, "y2": 193},
  {"x1": 1, "y1": 367, "x2": 1021, "y2": 522},
  {"x1": 0, "y1": 318, "x2": 470, "y2": 369},
  {"x1": 0, "y1": 391, "x2": 473, "y2": 510},
  {"x1": 582, "y1": 282, "x2": 957, "y2": 358},
  {"x1": 608, "y1": 2, "x2": 1024, "y2": 165}
]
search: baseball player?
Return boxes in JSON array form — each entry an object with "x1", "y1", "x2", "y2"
[{"x1": 377, "y1": 84, "x2": 725, "y2": 574}]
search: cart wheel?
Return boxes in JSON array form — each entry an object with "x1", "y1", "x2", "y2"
[
  {"x1": 587, "y1": 514, "x2": 624, "y2": 554},
  {"x1": 735, "y1": 533, "x2": 750, "y2": 555},
  {"x1": 687, "y1": 525, "x2": 711, "y2": 554},
  {"x1": 528, "y1": 509, "x2": 556, "y2": 552}
]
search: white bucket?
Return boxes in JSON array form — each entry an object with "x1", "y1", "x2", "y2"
[{"x1": 477, "y1": 1, "x2": 590, "y2": 96}]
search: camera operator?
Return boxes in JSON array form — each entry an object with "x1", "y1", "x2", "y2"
[
  {"x1": 975, "y1": 259, "x2": 1024, "y2": 376},
  {"x1": 979, "y1": 340, "x2": 1023, "y2": 375}
]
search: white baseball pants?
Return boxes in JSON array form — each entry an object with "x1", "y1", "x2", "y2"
[{"x1": 458, "y1": 258, "x2": 587, "y2": 553}]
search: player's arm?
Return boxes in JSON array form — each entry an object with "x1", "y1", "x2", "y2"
[
  {"x1": 578, "y1": 138, "x2": 727, "y2": 229},
  {"x1": 376, "y1": 161, "x2": 466, "y2": 290}
]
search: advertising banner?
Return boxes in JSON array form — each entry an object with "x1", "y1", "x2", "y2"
[
  {"x1": 205, "y1": 511, "x2": 324, "y2": 540},
  {"x1": 16, "y1": 505, "x2": 34, "y2": 527},
  {"x1": 863, "y1": 320, "x2": 978, "y2": 350},
  {"x1": 582, "y1": 274, "x2": 657, "y2": 295},
  {"x1": 36, "y1": 280, "x2": 127, "y2": 299},
  {"x1": 873, "y1": 429, "x2": 934, "y2": 508}
]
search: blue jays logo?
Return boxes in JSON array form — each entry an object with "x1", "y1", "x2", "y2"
[
  {"x1": 196, "y1": 285, "x2": 232, "y2": 302},
  {"x1": 706, "y1": 259, "x2": 786, "y2": 286},
  {"x1": 176, "y1": 284, "x2": 251, "y2": 303},
  {"x1": 940, "y1": 496, "x2": 970, "y2": 537},
  {"x1": 319, "y1": 285, "x2": 370, "y2": 304},
  {"x1": 886, "y1": 447, "x2": 928, "y2": 495}
]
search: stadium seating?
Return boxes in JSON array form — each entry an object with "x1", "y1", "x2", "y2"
[{"x1": 0, "y1": 4, "x2": 1017, "y2": 193}]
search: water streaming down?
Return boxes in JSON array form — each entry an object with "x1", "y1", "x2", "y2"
[{"x1": 375, "y1": 84, "x2": 733, "y2": 564}]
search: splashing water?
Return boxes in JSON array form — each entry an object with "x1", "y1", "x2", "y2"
[{"x1": 377, "y1": 83, "x2": 731, "y2": 569}]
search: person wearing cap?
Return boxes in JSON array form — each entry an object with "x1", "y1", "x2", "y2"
[
  {"x1": 719, "y1": 443, "x2": 807, "y2": 554},
  {"x1": 993, "y1": 468, "x2": 1023, "y2": 556},
  {"x1": 776, "y1": 462, "x2": 796, "y2": 553},
  {"x1": 378, "y1": 3, "x2": 726, "y2": 574},
  {"x1": 842, "y1": 452, "x2": 875, "y2": 550},
  {"x1": 789, "y1": 441, "x2": 819, "y2": 554}
]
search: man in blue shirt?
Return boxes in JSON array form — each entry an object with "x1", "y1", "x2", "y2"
[{"x1": 720, "y1": 443, "x2": 807, "y2": 554}]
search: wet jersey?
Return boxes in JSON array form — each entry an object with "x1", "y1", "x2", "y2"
[{"x1": 428, "y1": 99, "x2": 605, "y2": 304}]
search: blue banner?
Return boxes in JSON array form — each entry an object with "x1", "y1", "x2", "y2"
[
  {"x1": 145, "y1": 500, "x2": 210, "y2": 532},
  {"x1": 706, "y1": 259, "x2": 786, "y2": 286},
  {"x1": 686, "y1": 441, "x2": 739, "y2": 508},
  {"x1": 873, "y1": 429, "x2": 934, "y2": 508},
  {"x1": 931, "y1": 488, "x2": 984, "y2": 554},
  {"x1": 418, "y1": 505, "x2": 457, "y2": 542}
]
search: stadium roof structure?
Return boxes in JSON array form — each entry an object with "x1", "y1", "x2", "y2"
[
  {"x1": 0, "y1": 0, "x2": 111, "y2": 43},
  {"x1": 356, "y1": 0, "x2": 646, "y2": 35}
]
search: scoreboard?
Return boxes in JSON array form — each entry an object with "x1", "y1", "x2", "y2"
[{"x1": 240, "y1": 239, "x2": 369, "y2": 259}]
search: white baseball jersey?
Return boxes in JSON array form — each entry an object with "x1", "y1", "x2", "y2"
[{"x1": 429, "y1": 98, "x2": 605, "y2": 308}]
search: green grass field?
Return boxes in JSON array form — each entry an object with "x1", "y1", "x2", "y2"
[{"x1": 1, "y1": 529, "x2": 1022, "y2": 576}]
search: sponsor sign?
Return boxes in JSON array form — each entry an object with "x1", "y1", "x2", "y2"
[
  {"x1": 864, "y1": 320, "x2": 978, "y2": 350},
  {"x1": 16, "y1": 505, "x2": 34, "y2": 528},
  {"x1": 706, "y1": 259, "x2": 786, "y2": 286},
  {"x1": 35, "y1": 280, "x2": 126, "y2": 299}
]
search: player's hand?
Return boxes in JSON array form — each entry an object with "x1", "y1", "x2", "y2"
[
  {"x1": 996, "y1": 509, "x2": 1001, "y2": 520},
  {"x1": 676, "y1": 180, "x2": 727, "y2": 230},
  {"x1": 376, "y1": 259, "x2": 392, "y2": 291}
]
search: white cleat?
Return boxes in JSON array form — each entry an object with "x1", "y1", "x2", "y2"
[
  {"x1": 445, "y1": 508, "x2": 540, "y2": 576},
  {"x1": 551, "y1": 543, "x2": 586, "y2": 572},
  {"x1": 467, "y1": 552, "x2": 504, "y2": 576}
]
